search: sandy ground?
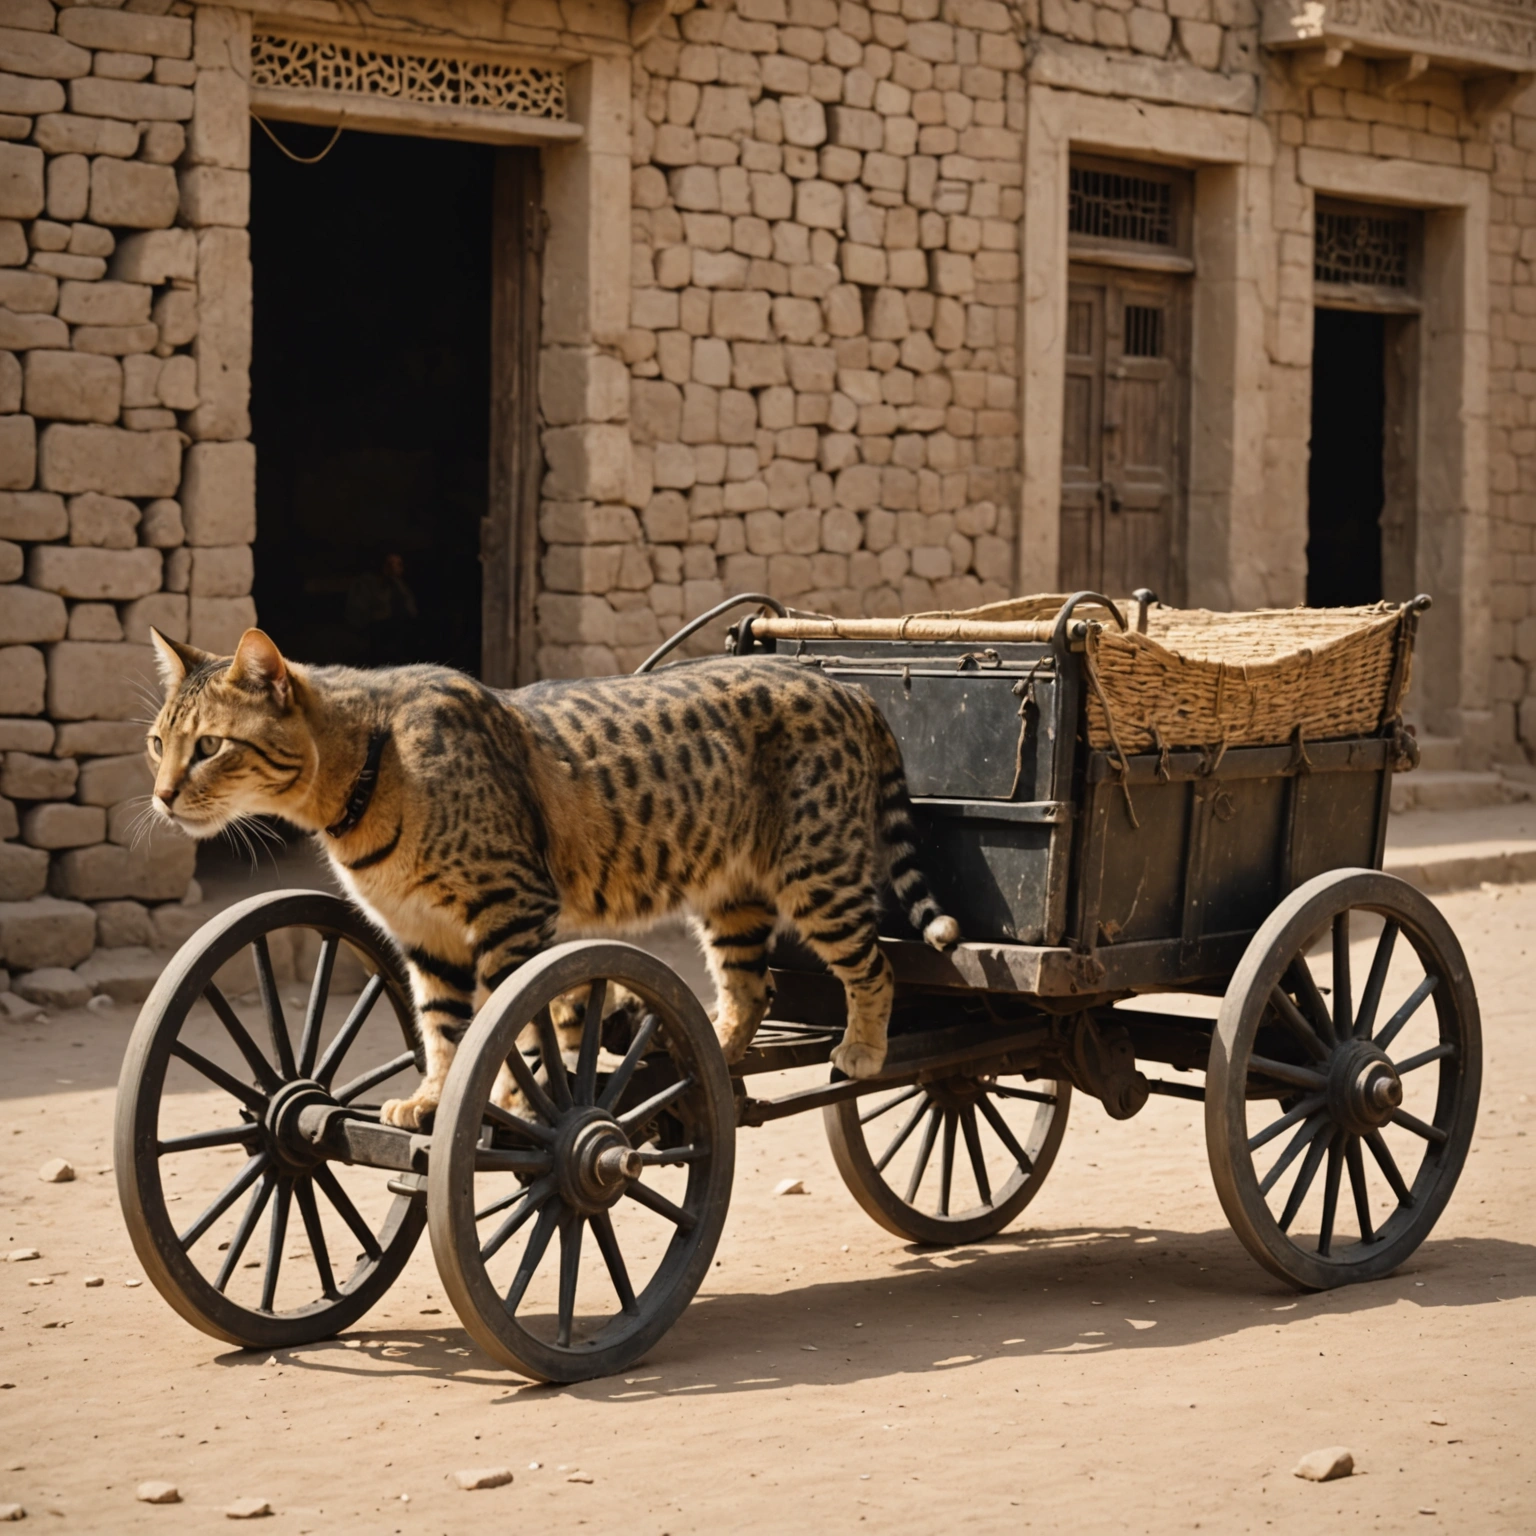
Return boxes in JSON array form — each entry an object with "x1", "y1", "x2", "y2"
[{"x1": 1, "y1": 881, "x2": 1533, "y2": 1535}]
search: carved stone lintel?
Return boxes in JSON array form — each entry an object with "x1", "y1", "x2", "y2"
[
  {"x1": 1465, "y1": 69, "x2": 1536, "y2": 118},
  {"x1": 1263, "y1": 0, "x2": 1536, "y2": 75}
]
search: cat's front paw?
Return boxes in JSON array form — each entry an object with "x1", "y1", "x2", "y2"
[
  {"x1": 380, "y1": 1092, "x2": 437, "y2": 1130},
  {"x1": 831, "y1": 1040, "x2": 886, "y2": 1079}
]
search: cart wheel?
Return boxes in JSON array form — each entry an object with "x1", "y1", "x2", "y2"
[
  {"x1": 1207, "y1": 868, "x2": 1480, "y2": 1289},
  {"x1": 824, "y1": 1070, "x2": 1071, "y2": 1245},
  {"x1": 115, "y1": 890, "x2": 427, "y2": 1349},
  {"x1": 428, "y1": 941, "x2": 735, "y2": 1383}
]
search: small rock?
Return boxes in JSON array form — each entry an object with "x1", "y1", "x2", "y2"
[
  {"x1": 83, "y1": 1276, "x2": 103, "y2": 1287},
  {"x1": 1292, "y1": 1447, "x2": 1354, "y2": 1482},
  {"x1": 566, "y1": 1473, "x2": 593, "y2": 1484},
  {"x1": 773, "y1": 1178, "x2": 806, "y2": 1196},
  {"x1": 14, "y1": 969, "x2": 91, "y2": 1010},
  {"x1": 135, "y1": 1481, "x2": 180, "y2": 1504},
  {"x1": 7, "y1": 1250, "x2": 39, "y2": 1263},
  {"x1": 0, "y1": 1504, "x2": 24, "y2": 1521},
  {"x1": 0, "y1": 993, "x2": 42, "y2": 1022},
  {"x1": 74, "y1": 948, "x2": 163, "y2": 1005},
  {"x1": 225, "y1": 1498, "x2": 272, "y2": 1519},
  {"x1": 26, "y1": 1278, "x2": 50, "y2": 1287},
  {"x1": 86, "y1": 994, "x2": 114, "y2": 1013},
  {"x1": 1428, "y1": 1414, "x2": 1448, "y2": 1426},
  {"x1": 124, "y1": 1278, "x2": 142, "y2": 1287},
  {"x1": 38, "y1": 1159, "x2": 74, "y2": 1184},
  {"x1": 454, "y1": 1469, "x2": 513, "y2": 1491}
]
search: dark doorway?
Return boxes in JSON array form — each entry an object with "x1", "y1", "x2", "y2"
[
  {"x1": 1307, "y1": 308, "x2": 1385, "y2": 607},
  {"x1": 251, "y1": 124, "x2": 493, "y2": 674}
]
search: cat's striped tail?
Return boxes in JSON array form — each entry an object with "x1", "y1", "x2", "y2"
[{"x1": 870, "y1": 711, "x2": 961, "y2": 951}]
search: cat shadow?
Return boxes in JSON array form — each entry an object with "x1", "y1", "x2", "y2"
[{"x1": 212, "y1": 1226, "x2": 1536, "y2": 1398}]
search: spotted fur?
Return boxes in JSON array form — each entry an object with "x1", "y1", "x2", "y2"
[{"x1": 145, "y1": 628, "x2": 960, "y2": 1127}]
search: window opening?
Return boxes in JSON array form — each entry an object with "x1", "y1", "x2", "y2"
[
  {"x1": 1124, "y1": 305, "x2": 1163, "y2": 358},
  {"x1": 1315, "y1": 206, "x2": 1413, "y2": 289},
  {"x1": 1069, "y1": 165, "x2": 1174, "y2": 247}
]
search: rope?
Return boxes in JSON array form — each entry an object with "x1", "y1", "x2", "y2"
[
  {"x1": 1150, "y1": 726, "x2": 1171, "y2": 785},
  {"x1": 251, "y1": 113, "x2": 346, "y2": 164},
  {"x1": 1288, "y1": 725, "x2": 1313, "y2": 775},
  {"x1": 1083, "y1": 637, "x2": 1139, "y2": 830}
]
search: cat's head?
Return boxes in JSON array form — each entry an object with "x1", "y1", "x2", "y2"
[{"x1": 147, "y1": 628, "x2": 315, "y2": 837}]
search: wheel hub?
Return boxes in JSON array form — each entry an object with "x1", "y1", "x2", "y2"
[
  {"x1": 555, "y1": 1110, "x2": 639, "y2": 1215},
  {"x1": 1326, "y1": 1040, "x2": 1402, "y2": 1136},
  {"x1": 265, "y1": 1078, "x2": 334, "y2": 1171}
]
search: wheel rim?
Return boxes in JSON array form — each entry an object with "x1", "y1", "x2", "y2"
[
  {"x1": 429, "y1": 942, "x2": 735, "y2": 1383},
  {"x1": 1207, "y1": 870, "x2": 1481, "y2": 1289},
  {"x1": 825, "y1": 1071, "x2": 1070, "y2": 1245},
  {"x1": 114, "y1": 891, "x2": 427, "y2": 1348}
]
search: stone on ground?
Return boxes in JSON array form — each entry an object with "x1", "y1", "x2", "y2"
[
  {"x1": 14, "y1": 968, "x2": 91, "y2": 1008},
  {"x1": 0, "y1": 992, "x2": 42, "y2": 1021},
  {"x1": 773, "y1": 1177, "x2": 807, "y2": 1195},
  {"x1": 0, "y1": 1503, "x2": 24, "y2": 1521},
  {"x1": 38, "y1": 1158, "x2": 74, "y2": 1183},
  {"x1": 74, "y1": 945, "x2": 162, "y2": 1002},
  {"x1": 83, "y1": 1275, "x2": 103, "y2": 1287},
  {"x1": 454, "y1": 1468, "x2": 513, "y2": 1490},
  {"x1": 135, "y1": 1481, "x2": 180, "y2": 1504},
  {"x1": 1292, "y1": 1446, "x2": 1354, "y2": 1482},
  {"x1": 224, "y1": 1498, "x2": 272, "y2": 1519},
  {"x1": 6, "y1": 1250, "x2": 39, "y2": 1263}
]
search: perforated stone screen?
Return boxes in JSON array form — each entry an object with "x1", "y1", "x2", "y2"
[{"x1": 1314, "y1": 206, "x2": 1413, "y2": 289}]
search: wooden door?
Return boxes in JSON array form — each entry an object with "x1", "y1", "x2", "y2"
[{"x1": 1060, "y1": 266, "x2": 1186, "y2": 600}]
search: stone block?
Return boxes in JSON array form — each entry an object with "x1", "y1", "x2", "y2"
[
  {"x1": 0, "y1": 791, "x2": 12, "y2": 836},
  {"x1": 109, "y1": 228, "x2": 196, "y2": 285},
  {"x1": 0, "y1": 310, "x2": 67, "y2": 351},
  {"x1": 188, "y1": 227, "x2": 249, "y2": 440},
  {"x1": 21, "y1": 800, "x2": 103, "y2": 849},
  {"x1": 0, "y1": 268, "x2": 56, "y2": 315},
  {"x1": 0, "y1": 585, "x2": 66, "y2": 645},
  {"x1": 72, "y1": 323, "x2": 157, "y2": 358},
  {"x1": 0, "y1": 412, "x2": 35, "y2": 489},
  {"x1": 188, "y1": 69, "x2": 248, "y2": 171},
  {"x1": 53, "y1": 720, "x2": 144, "y2": 757},
  {"x1": 69, "y1": 491, "x2": 139, "y2": 548},
  {"x1": 23, "y1": 350, "x2": 122, "y2": 424},
  {"x1": 0, "y1": 538, "x2": 16, "y2": 582},
  {"x1": 29, "y1": 545, "x2": 161, "y2": 601},
  {"x1": 70, "y1": 78, "x2": 192, "y2": 124},
  {"x1": 0, "y1": 490, "x2": 66, "y2": 540},
  {"x1": 177, "y1": 165, "x2": 247, "y2": 227},
  {"x1": 46, "y1": 639, "x2": 155, "y2": 721},
  {"x1": 2, "y1": 749, "x2": 76, "y2": 799},
  {"x1": 0, "y1": 28, "x2": 90, "y2": 83},
  {"x1": 15, "y1": 965, "x2": 91, "y2": 1008},
  {"x1": 150, "y1": 900, "x2": 209, "y2": 954},
  {"x1": 32, "y1": 112, "x2": 137, "y2": 156},
  {"x1": 186, "y1": 544, "x2": 251, "y2": 597},
  {"x1": 58, "y1": 9, "x2": 192, "y2": 58},
  {"x1": 0, "y1": 76, "x2": 65, "y2": 116},
  {"x1": 89, "y1": 158, "x2": 178, "y2": 229},
  {"x1": 0, "y1": 839, "x2": 47, "y2": 899},
  {"x1": 188, "y1": 595, "x2": 253, "y2": 654},
  {"x1": 39, "y1": 424, "x2": 180, "y2": 496},
  {"x1": 74, "y1": 944, "x2": 164, "y2": 1001},
  {"x1": 177, "y1": 439, "x2": 253, "y2": 545},
  {"x1": 542, "y1": 424, "x2": 630, "y2": 503},
  {"x1": 58, "y1": 280, "x2": 150, "y2": 328},
  {"x1": 780, "y1": 95, "x2": 827, "y2": 147},
  {"x1": 0, "y1": 644, "x2": 44, "y2": 713},
  {"x1": 121, "y1": 591, "x2": 186, "y2": 644},
  {"x1": 156, "y1": 355, "x2": 197, "y2": 411},
  {"x1": 52, "y1": 820, "x2": 193, "y2": 902},
  {"x1": 76, "y1": 752, "x2": 152, "y2": 808},
  {"x1": 0, "y1": 349, "x2": 16, "y2": 412},
  {"x1": 0, "y1": 718, "x2": 51, "y2": 752},
  {"x1": 0, "y1": 895, "x2": 94, "y2": 965},
  {"x1": 67, "y1": 603, "x2": 121, "y2": 642},
  {"x1": 46, "y1": 152, "x2": 88, "y2": 223},
  {"x1": 95, "y1": 897, "x2": 150, "y2": 948}
]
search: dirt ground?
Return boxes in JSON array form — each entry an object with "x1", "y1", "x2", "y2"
[{"x1": 1, "y1": 881, "x2": 1533, "y2": 1534}]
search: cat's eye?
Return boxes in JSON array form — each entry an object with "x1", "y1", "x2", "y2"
[
  {"x1": 148, "y1": 735, "x2": 162, "y2": 759},
  {"x1": 195, "y1": 735, "x2": 223, "y2": 759}
]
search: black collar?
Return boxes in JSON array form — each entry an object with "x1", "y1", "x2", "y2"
[{"x1": 326, "y1": 730, "x2": 389, "y2": 839}]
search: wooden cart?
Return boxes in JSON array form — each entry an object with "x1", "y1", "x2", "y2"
[{"x1": 116, "y1": 591, "x2": 1480, "y2": 1382}]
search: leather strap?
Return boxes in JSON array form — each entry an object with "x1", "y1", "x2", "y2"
[{"x1": 325, "y1": 730, "x2": 389, "y2": 839}]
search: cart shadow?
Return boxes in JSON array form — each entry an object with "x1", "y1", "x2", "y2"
[{"x1": 215, "y1": 1224, "x2": 1536, "y2": 1397}]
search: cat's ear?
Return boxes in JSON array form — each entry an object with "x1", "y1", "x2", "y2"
[
  {"x1": 228, "y1": 628, "x2": 291, "y2": 708},
  {"x1": 149, "y1": 628, "x2": 214, "y2": 692}
]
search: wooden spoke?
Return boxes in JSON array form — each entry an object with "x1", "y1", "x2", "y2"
[
  {"x1": 556, "y1": 1214, "x2": 583, "y2": 1348},
  {"x1": 617, "y1": 1076, "x2": 694, "y2": 1135},
  {"x1": 253, "y1": 935, "x2": 296, "y2": 1080},
  {"x1": 1247, "y1": 1092, "x2": 1327, "y2": 1155},
  {"x1": 170, "y1": 1039, "x2": 267, "y2": 1111},
  {"x1": 874, "y1": 1092, "x2": 930, "y2": 1174},
  {"x1": 959, "y1": 1104, "x2": 991, "y2": 1206},
  {"x1": 1259, "y1": 1111, "x2": 1328, "y2": 1199},
  {"x1": 624, "y1": 1178, "x2": 697, "y2": 1231},
  {"x1": 1248, "y1": 1055, "x2": 1327, "y2": 1092},
  {"x1": 504, "y1": 1201, "x2": 560, "y2": 1313},
  {"x1": 501, "y1": 1043, "x2": 560, "y2": 1128},
  {"x1": 261, "y1": 1179, "x2": 291, "y2": 1312},
  {"x1": 157, "y1": 1125, "x2": 257, "y2": 1155},
  {"x1": 975, "y1": 1092, "x2": 1034, "y2": 1174},
  {"x1": 1317, "y1": 1134, "x2": 1344, "y2": 1257},
  {"x1": 311, "y1": 1163, "x2": 382, "y2": 1261},
  {"x1": 1267, "y1": 987, "x2": 1329, "y2": 1062},
  {"x1": 1364, "y1": 1129, "x2": 1414, "y2": 1207},
  {"x1": 988, "y1": 1085, "x2": 1058, "y2": 1104},
  {"x1": 938, "y1": 1109, "x2": 956, "y2": 1216},
  {"x1": 634, "y1": 1145, "x2": 706, "y2": 1166},
  {"x1": 1390, "y1": 1107, "x2": 1449, "y2": 1145},
  {"x1": 1345, "y1": 1137, "x2": 1375, "y2": 1245},
  {"x1": 534, "y1": 1007, "x2": 572, "y2": 1112},
  {"x1": 903, "y1": 1106, "x2": 942, "y2": 1206},
  {"x1": 202, "y1": 984, "x2": 282, "y2": 1093},
  {"x1": 590, "y1": 1209, "x2": 639, "y2": 1315},
  {"x1": 575, "y1": 978, "x2": 607, "y2": 1107},
  {"x1": 1355, "y1": 920, "x2": 1398, "y2": 1039},
  {"x1": 860, "y1": 1084, "x2": 922, "y2": 1125},
  {"x1": 314, "y1": 973, "x2": 387, "y2": 1089},
  {"x1": 179, "y1": 1151, "x2": 268, "y2": 1250},
  {"x1": 294, "y1": 1177, "x2": 337, "y2": 1298},
  {"x1": 481, "y1": 1100, "x2": 557, "y2": 1148},
  {"x1": 213, "y1": 1171, "x2": 274, "y2": 1293},
  {"x1": 1278, "y1": 1124, "x2": 1334, "y2": 1232},
  {"x1": 1393, "y1": 1041, "x2": 1457, "y2": 1076},
  {"x1": 1287, "y1": 959, "x2": 1335, "y2": 1047},
  {"x1": 1375, "y1": 974, "x2": 1440, "y2": 1054},
  {"x1": 480, "y1": 1177, "x2": 555, "y2": 1264},
  {"x1": 333, "y1": 1050, "x2": 416, "y2": 1106},
  {"x1": 297, "y1": 936, "x2": 339, "y2": 1078},
  {"x1": 1331, "y1": 912, "x2": 1352, "y2": 1042},
  {"x1": 597, "y1": 1013, "x2": 660, "y2": 1112},
  {"x1": 474, "y1": 1148, "x2": 555, "y2": 1176}
]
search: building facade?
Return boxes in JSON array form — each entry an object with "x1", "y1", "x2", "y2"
[{"x1": 1, "y1": 0, "x2": 1535, "y2": 958}]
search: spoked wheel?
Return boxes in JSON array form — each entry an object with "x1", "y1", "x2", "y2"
[
  {"x1": 429, "y1": 941, "x2": 735, "y2": 1383},
  {"x1": 115, "y1": 890, "x2": 427, "y2": 1348},
  {"x1": 824, "y1": 1071, "x2": 1070, "y2": 1244},
  {"x1": 1207, "y1": 868, "x2": 1480, "y2": 1289}
]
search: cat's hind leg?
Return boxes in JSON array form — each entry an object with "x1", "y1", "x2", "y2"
[
  {"x1": 381, "y1": 948, "x2": 476, "y2": 1129},
  {"x1": 694, "y1": 897, "x2": 778, "y2": 1062}
]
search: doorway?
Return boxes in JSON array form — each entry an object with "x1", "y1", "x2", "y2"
[{"x1": 251, "y1": 125, "x2": 501, "y2": 675}]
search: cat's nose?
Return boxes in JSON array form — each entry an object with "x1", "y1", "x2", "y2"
[{"x1": 156, "y1": 786, "x2": 176, "y2": 806}]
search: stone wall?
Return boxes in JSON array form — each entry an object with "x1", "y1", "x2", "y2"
[{"x1": 0, "y1": 0, "x2": 252, "y2": 977}]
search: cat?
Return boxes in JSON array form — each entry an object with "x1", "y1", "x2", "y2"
[{"x1": 145, "y1": 627, "x2": 960, "y2": 1128}]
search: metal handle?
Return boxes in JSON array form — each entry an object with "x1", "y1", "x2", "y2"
[
  {"x1": 1051, "y1": 591, "x2": 1128, "y2": 651},
  {"x1": 1131, "y1": 587, "x2": 1157, "y2": 634},
  {"x1": 634, "y1": 592, "x2": 788, "y2": 674}
]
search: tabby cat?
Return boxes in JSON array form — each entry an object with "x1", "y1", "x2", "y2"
[{"x1": 146, "y1": 627, "x2": 960, "y2": 1127}]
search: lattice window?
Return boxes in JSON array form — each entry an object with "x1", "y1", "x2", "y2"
[
  {"x1": 1314, "y1": 206, "x2": 1413, "y2": 289},
  {"x1": 1069, "y1": 165, "x2": 1175, "y2": 248},
  {"x1": 1124, "y1": 305, "x2": 1163, "y2": 358},
  {"x1": 250, "y1": 31, "x2": 567, "y2": 118}
]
